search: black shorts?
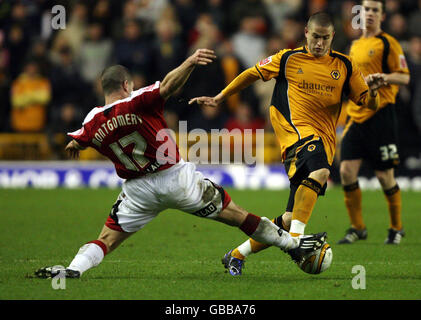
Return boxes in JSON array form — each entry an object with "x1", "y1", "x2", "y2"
[
  {"x1": 283, "y1": 136, "x2": 329, "y2": 212},
  {"x1": 340, "y1": 104, "x2": 400, "y2": 170}
]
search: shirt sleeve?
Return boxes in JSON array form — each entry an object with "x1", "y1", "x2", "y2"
[
  {"x1": 67, "y1": 125, "x2": 91, "y2": 148},
  {"x1": 254, "y1": 50, "x2": 287, "y2": 81},
  {"x1": 348, "y1": 59, "x2": 370, "y2": 106},
  {"x1": 130, "y1": 81, "x2": 165, "y2": 114},
  {"x1": 387, "y1": 37, "x2": 410, "y2": 74}
]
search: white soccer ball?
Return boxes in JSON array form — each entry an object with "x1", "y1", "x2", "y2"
[{"x1": 298, "y1": 243, "x2": 333, "y2": 274}]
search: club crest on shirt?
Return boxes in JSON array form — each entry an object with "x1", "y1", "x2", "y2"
[
  {"x1": 368, "y1": 49, "x2": 375, "y2": 56},
  {"x1": 307, "y1": 144, "x2": 316, "y2": 152},
  {"x1": 331, "y1": 70, "x2": 341, "y2": 80},
  {"x1": 259, "y1": 56, "x2": 272, "y2": 66},
  {"x1": 399, "y1": 55, "x2": 408, "y2": 69}
]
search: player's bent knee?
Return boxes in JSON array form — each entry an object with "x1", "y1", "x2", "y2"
[
  {"x1": 309, "y1": 168, "x2": 330, "y2": 185},
  {"x1": 375, "y1": 169, "x2": 395, "y2": 189}
]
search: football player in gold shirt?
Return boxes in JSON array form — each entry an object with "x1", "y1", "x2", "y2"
[
  {"x1": 338, "y1": 0, "x2": 410, "y2": 245},
  {"x1": 190, "y1": 12, "x2": 384, "y2": 275}
]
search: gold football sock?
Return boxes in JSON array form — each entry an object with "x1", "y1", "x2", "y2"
[
  {"x1": 289, "y1": 178, "x2": 320, "y2": 236},
  {"x1": 384, "y1": 185, "x2": 402, "y2": 230},
  {"x1": 343, "y1": 182, "x2": 365, "y2": 230}
]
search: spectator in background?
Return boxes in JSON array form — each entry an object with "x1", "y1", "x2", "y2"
[
  {"x1": 0, "y1": 30, "x2": 9, "y2": 71},
  {"x1": 113, "y1": 19, "x2": 153, "y2": 79},
  {"x1": 111, "y1": 0, "x2": 141, "y2": 39},
  {"x1": 50, "y1": 45, "x2": 87, "y2": 109},
  {"x1": 201, "y1": 0, "x2": 230, "y2": 35},
  {"x1": 27, "y1": 39, "x2": 51, "y2": 77},
  {"x1": 332, "y1": 0, "x2": 360, "y2": 53},
  {"x1": 136, "y1": 0, "x2": 169, "y2": 35},
  {"x1": 7, "y1": 24, "x2": 29, "y2": 79},
  {"x1": 173, "y1": 0, "x2": 199, "y2": 46},
  {"x1": 408, "y1": 0, "x2": 421, "y2": 39},
  {"x1": 10, "y1": 60, "x2": 51, "y2": 132},
  {"x1": 91, "y1": 0, "x2": 114, "y2": 38},
  {"x1": 53, "y1": 1, "x2": 88, "y2": 55},
  {"x1": 385, "y1": 0, "x2": 401, "y2": 15},
  {"x1": 152, "y1": 10, "x2": 185, "y2": 80},
  {"x1": 77, "y1": 22, "x2": 112, "y2": 83},
  {"x1": 387, "y1": 13, "x2": 409, "y2": 44},
  {"x1": 0, "y1": 67, "x2": 11, "y2": 132},
  {"x1": 232, "y1": 16, "x2": 267, "y2": 68},
  {"x1": 230, "y1": 0, "x2": 271, "y2": 33},
  {"x1": 263, "y1": 0, "x2": 302, "y2": 34},
  {"x1": 282, "y1": 16, "x2": 305, "y2": 49}
]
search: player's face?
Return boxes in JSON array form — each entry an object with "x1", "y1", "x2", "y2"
[
  {"x1": 362, "y1": 1, "x2": 384, "y2": 30},
  {"x1": 305, "y1": 24, "x2": 335, "y2": 57}
]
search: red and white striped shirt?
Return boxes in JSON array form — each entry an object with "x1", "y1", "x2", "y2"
[{"x1": 68, "y1": 81, "x2": 180, "y2": 179}]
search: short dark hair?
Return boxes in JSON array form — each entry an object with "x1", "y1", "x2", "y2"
[
  {"x1": 361, "y1": 0, "x2": 386, "y2": 13},
  {"x1": 307, "y1": 12, "x2": 334, "y2": 29},
  {"x1": 100, "y1": 65, "x2": 132, "y2": 95}
]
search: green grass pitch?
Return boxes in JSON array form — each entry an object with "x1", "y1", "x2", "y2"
[{"x1": 1, "y1": 187, "x2": 420, "y2": 300}]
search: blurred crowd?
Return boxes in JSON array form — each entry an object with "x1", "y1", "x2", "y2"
[{"x1": 0, "y1": 0, "x2": 420, "y2": 160}]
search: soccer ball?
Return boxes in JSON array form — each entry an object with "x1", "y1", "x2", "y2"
[{"x1": 298, "y1": 243, "x2": 333, "y2": 274}]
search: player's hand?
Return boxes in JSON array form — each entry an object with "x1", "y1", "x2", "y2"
[
  {"x1": 188, "y1": 96, "x2": 221, "y2": 108},
  {"x1": 65, "y1": 140, "x2": 82, "y2": 159},
  {"x1": 187, "y1": 49, "x2": 217, "y2": 66},
  {"x1": 365, "y1": 73, "x2": 387, "y2": 90}
]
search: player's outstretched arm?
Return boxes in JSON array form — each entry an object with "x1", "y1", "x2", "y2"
[
  {"x1": 370, "y1": 72, "x2": 410, "y2": 86},
  {"x1": 159, "y1": 48, "x2": 216, "y2": 100},
  {"x1": 65, "y1": 140, "x2": 85, "y2": 159},
  {"x1": 189, "y1": 67, "x2": 260, "y2": 108}
]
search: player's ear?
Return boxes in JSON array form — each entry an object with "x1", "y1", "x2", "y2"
[
  {"x1": 122, "y1": 80, "x2": 130, "y2": 94},
  {"x1": 381, "y1": 12, "x2": 386, "y2": 22}
]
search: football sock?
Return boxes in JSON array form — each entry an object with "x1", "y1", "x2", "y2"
[
  {"x1": 289, "y1": 178, "x2": 320, "y2": 236},
  {"x1": 239, "y1": 213, "x2": 295, "y2": 251},
  {"x1": 234, "y1": 219, "x2": 273, "y2": 259},
  {"x1": 67, "y1": 240, "x2": 107, "y2": 275},
  {"x1": 384, "y1": 184, "x2": 402, "y2": 230},
  {"x1": 236, "y1": 215, "x2": 289, "y2": 259},
  {"x1": 343, "y1": 181, "x2": 365, "y2": 230}
]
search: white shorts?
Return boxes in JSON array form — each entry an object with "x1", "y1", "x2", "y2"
[{"x1": 105, "y1": 160, "x2": 232, "y2": 232}]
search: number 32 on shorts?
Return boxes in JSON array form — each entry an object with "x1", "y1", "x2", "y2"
[{"x1": 379, "y1": 144, "x2": 398, "y2": 162}]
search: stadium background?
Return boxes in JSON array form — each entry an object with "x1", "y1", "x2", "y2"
[{"x1": 0, "y1": 0, "x2": 420, "y2": 190}]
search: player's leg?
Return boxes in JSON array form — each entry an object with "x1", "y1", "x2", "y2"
[
  {"x1": 35, "y1": 180, "x2": 160, "y2": 279},
  {"x1": 215, "y1": 201, "x2": 297, "y2": 251},
  {"x1": 288, "y1": 167, "x2": 330, "y2": 236},
  {"x1": 229, "y1": 212, "x2": 292, "y2": 262},
  {"x1": 173, "y1": 162, "x2": 325, "y2": 275},
  {"x1": 375, "y1": 168, "x2": 405, "y2": 244},
  {"x1": 338, "y1": 121, "x2": 367, "y2": 244},
  {"x1": 339, "y1": 159, "x2": 366, "y2": 231},
  {"x1": 65, "y1": 225, "x2": 134, "y2": 277}
]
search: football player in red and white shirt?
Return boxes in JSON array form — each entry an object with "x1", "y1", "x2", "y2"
[{"x1": 35, "y1": 49, "x2": 326, "y2": 279}]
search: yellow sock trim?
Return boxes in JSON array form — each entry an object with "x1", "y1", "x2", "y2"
[{"x1": 231, "y1": 248, "x2": 245, "y2": 260}]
